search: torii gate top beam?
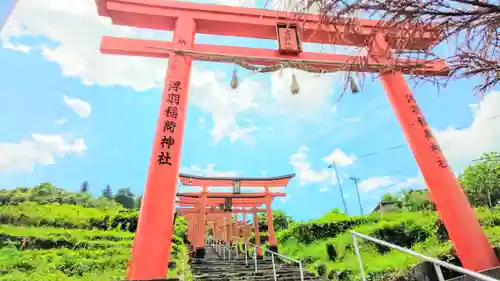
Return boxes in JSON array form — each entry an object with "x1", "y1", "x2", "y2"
[
  {"x1": 179, "y1": 173, "x2": 295, "y2": 187},
  {"x1": 96, "y1": 0, "x2": 440, "y2": 50},
  {"x1": 177, "y1": 198, "x2": 274, "y2": 205},
  {"x1": 177, "y1": 192, "x2": 286, "y2": 198}
]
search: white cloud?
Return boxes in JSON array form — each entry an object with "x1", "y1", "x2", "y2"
[
  {"x1": 358, "y1": 176, "x2": 394, "y2": 193},
  {"x1": 0, "y1": 133, "x2": 87, "y2": 172},
  {"x1": 323, "y1": 148, "x2": 357, "y2": 166},
  {"x1": 269, "y1": 69, "x2": 339, "y2": 120},
  {"x1": 435, "y1": 91, "x2": 500, "y2": 171},
  {"x1": 189, "y1": 68, "x2": 262, "y2": 144},
  {"x1": 1, "y1": 0, "x2": 172, "y2": 91},
  {"x1": 289, "y1": 146, "x2": 335, "y2": 185},
  {"x1": 2, "y1": 0, "x2": 346, "y2": 144},
  {"x1": 198, "y1": 117, "x2": 205, "y2": 129},
  {"x1": 279, "y1": 195, "x2": 291, "y2": 204},
  {"x1": 181, "y1": 164, "x2": 237, "y2": 178},
  {"x1": 3, "y1": 0, "x2": 264, "y2": 143},
  {"x1": 63, "y1": 95, "x2": 92, "y2": 118},
  {"x1": 393, "y1": 175, "x2": 424, "y2": 190},
  {"x1": 54, "y1": 118, "x2": 68, "y2": 126},
  {"x1": 180, "y1": 164, "x2": 269, "y2": 193},
  {"x1": 358, "y1": 174, "x2": 425, "y2": 194}
]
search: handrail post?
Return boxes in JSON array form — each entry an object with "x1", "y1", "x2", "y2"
[
  {"x1": 272, "y1": 252, "x2": 277, "y2": 281},
  {"x1": 254, "y1": 246, "x2": 258, "y2": 273},
  {"x1": 229, "y1": 246, "x2": 231, "y2": 263},
  {"x1": 352, "y1": 233, "x2": 367, "y2": 281},
  {"x1": 433, "y1": 264, "x2": 445, "y2": 281},
  {"x1": 236, "y1": 244, "x2": 239, "y2": 260},
  {"x1": 245, "y1": 242, "x2": 248, "y2": 266},
  {"x1": 299, "y1": 261, "x2": 304, "y2": 281}
]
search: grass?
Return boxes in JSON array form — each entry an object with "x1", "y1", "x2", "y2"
[
  {"x1": 278, "y1": 208, "x2": 500, "y2": 281},
  {"x1": 0, "y1": 203, "x2": 189, "y2": 281}
]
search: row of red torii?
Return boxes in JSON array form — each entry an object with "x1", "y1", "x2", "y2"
[
  {"x1": 95, "y1": 0, "x2": 500, "y2": 279},
  {"x1": 176, "y1": 173, "x2": 295, "y2": 258}
]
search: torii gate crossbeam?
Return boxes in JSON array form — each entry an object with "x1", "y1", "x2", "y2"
[{"x1": 95, "y1": 0, "x2": 498, "y2": 279}]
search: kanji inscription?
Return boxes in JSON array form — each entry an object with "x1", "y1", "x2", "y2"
[
  {"x1": 407, "y1": 93, "x2": 448, "y2": 168},
  {"x1": 276, "y1": 24, "x2": 301, "y2": 55},
  {"x1": 157, "y1": 77, "x2": 184, "y2": 166}
]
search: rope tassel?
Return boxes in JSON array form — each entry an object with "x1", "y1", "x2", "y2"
[
  {"x1": 231, "y1": 69, "x2": 239, "y2": 89},
  {"x1": 349, "y1": 74, "x2": 359, "y2": 94},
  {"x1": 291, "y1": 73, "x2": 299, "y2": 95}
]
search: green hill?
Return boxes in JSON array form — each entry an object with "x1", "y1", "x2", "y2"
[
  {"x1": 1, "y1": 153, "x2": 498, "y2": 281},
  {"x1": 277, "y1": 206, "x2": 500, "y2": 281},
  {"x1": 0, "y1": 186, "x2": 189, "y2": 281}
]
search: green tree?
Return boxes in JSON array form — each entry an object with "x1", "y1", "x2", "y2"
[
  {"x1": 80, "y1": 181, "x2": 90, "y2": 193},
  {"x1": 88, "y1": 196, "x2": 121, "y2": 209},
  {"x1": 114, "y1": 187, "x2": 136, "y2": 209},
  {"x1": 29, "y1": 183, "x2": 59, "y2": 205},
  {"x1": 7, "y1": 187, "x2": 31, "y2": 205},
  {"x1": 459, "y1": 152, "x2": 500, "y2": 208},
  {"x1": 381, "y1": 193, "x2": 400, "y2": 202},
  {"x1": 136, "y1": 195, "x2": 143, "y2": 210},
  {"x1": 401, "y1": 189, "x2": 435, "y2": 212},
  {"x1": 256, "y1": 210, "x2": 293, "y2": 232},
  {"x1": 272, "y1": 210, "x2": 293, "y2": 232},
  {"x1": 102, "y1": 184, "x2": 113, "y2": 199}
]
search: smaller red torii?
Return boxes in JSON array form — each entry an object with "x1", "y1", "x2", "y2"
[{"x1": 174, "y1": 173, "x2": 294, "y2": 261}]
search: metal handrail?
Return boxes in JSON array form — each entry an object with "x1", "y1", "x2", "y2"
[
  {"x1": 210, "y1": 237, "x2": 233, "y2": 262},
  {"x1": 231, "y1": 237, "x2": 305, "y2": 281},
  {"x1": 351, "y1": 231, "x2": 500, "y2": 281}
]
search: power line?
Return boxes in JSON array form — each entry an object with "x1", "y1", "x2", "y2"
[
  {"x1": 351, "y1": 113, "x2": 500, "y2": 161},
  {"x1": 472, "y1": 155, "x2": 500, "y2": 163},
  {"x1": 358, "y1": 144, "x2": 405, "y2": 159}
]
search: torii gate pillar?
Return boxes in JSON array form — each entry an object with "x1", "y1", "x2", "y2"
[
  {"x1": 194, "y1": 189, "x2": 207, "y2": 258},
  {"x1": 371, "y1": 34, "x2": 499, "y2": 271},
  {"x1": 266, "y1": 198, "x2": 278, "y2": 253},
  {"x1": 127, "y1": 17, "x2": 196, "y2": 280},
  {"x1": 96, "y1": 0, "x2": 498, "y2": 276},
  {"x1": 253, "y1": 209, "x2": 263, "y2": 258}
]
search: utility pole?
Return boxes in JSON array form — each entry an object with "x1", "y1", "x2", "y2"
[
  {"x1": 328, "y1": 160, "x2": 348, "y2": 215},
  {"x1": 349, "y1": 177, "x2": 363, "y2": 215}
]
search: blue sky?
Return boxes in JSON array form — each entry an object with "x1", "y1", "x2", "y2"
[{"x1": 0, "y1": 0, "x2": 499, "y2": 221}]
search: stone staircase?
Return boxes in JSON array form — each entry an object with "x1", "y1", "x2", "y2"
[{"x1": 190, "y1": 246, "x2": 322, "y2": 281}]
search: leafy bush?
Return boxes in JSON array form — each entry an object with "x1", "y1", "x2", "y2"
[
  {"x1": 278, "y1": 215, "x2": 379, "y2": 244},
  {"x1": 278, "y1": 209, "x2": 500, "y2": 281},
  {"x1": 0, "y1": 185, "x2": 189, "y2": 281}
]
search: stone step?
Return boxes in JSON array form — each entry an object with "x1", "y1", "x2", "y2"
[
  {"x1": 194, "y1": 266, "x2": 308, "y2": 271},
  {"x1": 193, "y1": 271, "x2": 316, "y2": 279},
  {"x1": 191, "y1": 267, "x2": 312, "y2": 274},
  {"x1": 191, "y1": 266, "x2": 291, "y2": 272},
  {"x1": 191, "y1": 247, "x2": 324, "y2": 281},
  {"x1": 197, "y1": 260, "x2": 276, "y2": 264},
  {"x1": 194, "y1": 275, "x2": 317, "y2": 281},
  {"x1": 191, "y1": 263, "x2": 299, "y2": 269}
]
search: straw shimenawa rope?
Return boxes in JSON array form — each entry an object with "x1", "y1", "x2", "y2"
[
  {"x1": 145, "y1": 45, "x2": 428, "y2": 74},
  {"x1": 146, "y1": 46, "x2": 348, "y2": 73},
  {"x1": 145, "y1": 45, "x2": 424, "y2": 95}
]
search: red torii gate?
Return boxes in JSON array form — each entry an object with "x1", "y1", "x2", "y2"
[
  {"x1": 94, "y1": 0, "x2": 499, "y2": 279},
  {"x1": 176, "y1": 173, "x2": 294, "y2": 259},
  {"x1": 178, "y1": 207, "x2": 265, "y2": 257}
]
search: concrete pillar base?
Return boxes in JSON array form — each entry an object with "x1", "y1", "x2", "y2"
[
  {"x1": 194, "y1": 248, "x2": 205, "y2": 259},
  {"x1": 268, "y1": 245, "x2": 278, "y2": 254}
]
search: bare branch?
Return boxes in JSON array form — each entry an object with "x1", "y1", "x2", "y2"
[{"x1": 293, "y1": 0, "x2": 500, "y2": 95}]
